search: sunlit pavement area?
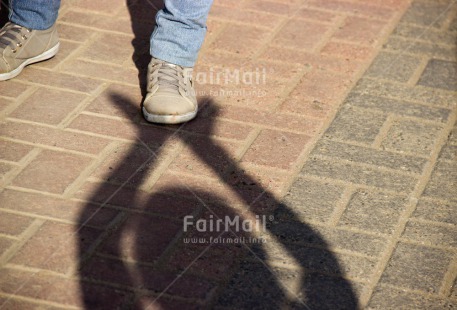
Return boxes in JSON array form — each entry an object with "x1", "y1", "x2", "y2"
[{"x1": 0, "y1": 0, "x2": 456, "y2": 308}]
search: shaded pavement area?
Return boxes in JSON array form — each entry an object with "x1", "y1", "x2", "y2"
[{"x1": 0, "y1": 0, "x2": 456, "y2": 309}]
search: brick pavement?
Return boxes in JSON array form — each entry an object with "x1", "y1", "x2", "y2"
[{"x1": 0, "y1": 0, "x2": 456, "y2": 309}]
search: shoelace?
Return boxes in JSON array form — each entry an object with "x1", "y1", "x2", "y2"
[
  {"x1": 0, "y1": 22, "x2": 31, "y2": 52},
  {"x1": 149, "y1": 61, "x2": 189, "y2": 92}
]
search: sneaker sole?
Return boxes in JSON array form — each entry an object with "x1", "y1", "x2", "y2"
[
  {"x1": 142, "y1": 106, "x2": 198, "y2": 124},
  {"x1": 0, "y1": 42, "x2": 60, "y2": 81}
]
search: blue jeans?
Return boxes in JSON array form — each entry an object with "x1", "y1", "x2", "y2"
[
  {"x1": 151, "y1": 0, "x2": 213, "y2": 67},
  {"x1": 9, "y1": 0, "x2": 61, "y2": 30},
  {"x1": 8, "y1": 0, "x2": 213, "y2": 67}
]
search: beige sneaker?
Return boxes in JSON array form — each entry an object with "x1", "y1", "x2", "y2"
[
  {"x1": 143, "y1": 58, "x2": 198, "y2": 124},
  {"x1": 0, "y1": 22, "x2": 59, "y2": 81}
]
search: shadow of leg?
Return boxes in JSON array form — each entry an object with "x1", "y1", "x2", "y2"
[
  {"x1": 126, "y1": 0, "x2": 164, "y2": 96},
  {"x1": 0, "y1": 1, "x2": 9, "y2": 27}
]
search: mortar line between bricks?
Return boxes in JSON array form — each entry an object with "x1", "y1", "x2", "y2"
[
  {"x1": 0, "y1": 293, "x2": 78, "y2": 310},
  {"x1": 0, "y1": 159, "x2": 22, "y2": 166},
  {"x1": 203, "y1": 17, "x2": 277, "y2": 31},
  {"x1": 297, "y1": 5, "x2": 401, "y2": 22},
  {"x1": 48, "y1": 39, "x2": 98, "y2": 72},
  {"x1": 357, "y1": 76, "x2": 457, "y2": 98},
  {"x1": 311, "y1": 154, "x2": 422, "y2": 177},
  {"x1": 0, "y1": 148, "x2": 42, "y2": 189},
  {"x1": 6, "y1": 78, "x2": 100, "y2": 96},
  {"x1": 52, "y1": 28, "x2": 106, "y2": 73},
  {"x1": 0, "y1": 206, "x2": 104, "y2": 227},
  {"x1": 250, "y1": 0, "x2": 307, "y2": 60},
  {"x1": 53, "y1": 69, "x2": 139, "y2": 87},
  {"x1": 5, "y1": 263, "x2": 78, "y2": 278},
  {"x1": 440, "y1": 255, "x2": 457, "y2": 297},
  {"x1": 348, "y1": 106, "x2": 450, "y2": 126},
  {"x1": 0, "y1": 219, "x2": 46, "y2": 268},
  {"x1": 389, "y1": 34, "x2": 457, "y2": 48},
  {"x1": 79, "y1": 110, "x2": 142, "y2": 122},
  {"x1": 299, "y1": 174, "x2": 412, "y2": 197},
  {"x1": 63, "y1": 7, "x2": 119, "y2": 18},
  {"x1": 396, "y1": 238, "x2": 457, "y2": 252},
  {"x1": 312, "y1": 15, "x2": 347, "y2": 54},
  {"x1": 407, "y1": 217, "x2": 457, "y2": 229},
  {"x1": 0, "y1": 86, "x2": 39, "y2": 123},
  {"x1": 61, "y1": 140, "x2": 123, "y2": 199},
  {"x1": 405, "y1": 55, "x2": 430, "y2": 87},
  {"x1": 320, "y1": 136, "x2": 430, "y2": 159},
  {"x1": 327, "y1": 186, "x2": 356, "y2": 227},
  {"x1": 328, "y1": 37, "x2": 381, "y2": 48},
  {"x1": 0, "y1": 137, "x2": 100, "y2": 159},
  {"x1": 75, "y1": 211, "x2": 130, "y2": 276},
  {"x1": 23, "y1": 29, "x2": 114, "y2": 96},
  {"x1": 0, "y1": 233, "x2": 18, "y2": 241},
  {"x1": 241, "y1": 256, "x2": 373, "y2": 282},
  {"x1": 371, "y1": 114, "x2": 397, "y2": 149},
  {"x1": 139, "y1": 140, "x2": 184, "y2": 192},
  {"x1": 360, "y1": 107, "x2": 457, "y2": 306},
  {"x1": 233, "y1": 128, "x2": 262, "y2": 161},
  {"x1": 78, "y1": 56, "x2": 137, "y2": 68},
  {"x1": 375, "y1": 282, "x2": 457, "y2": 301},
  {"x1": 439, "y1": 3, "x2": 457, "y2": 30},
  {"x1": 57, "y1": 83, "x2": 110, "y2": 129}
]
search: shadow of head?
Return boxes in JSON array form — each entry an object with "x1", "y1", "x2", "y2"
[{"x1": 78, "y1": 185, "x2": 359, "y2": 309}]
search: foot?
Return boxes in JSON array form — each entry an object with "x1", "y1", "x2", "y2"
[
  {"x1": 142, "y1": 58, "x2": 198, "y2": 124},
  {"x1": 0, "y1": 22, "x2": 59, "y2": 81}
]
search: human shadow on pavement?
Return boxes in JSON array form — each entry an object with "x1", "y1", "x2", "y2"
[
  {"x1": 76, "y1": 95, "x2": 359, "y2": 309},
  {"x1": 76, "y1": 0, "x2": 359, "y2": 308}
]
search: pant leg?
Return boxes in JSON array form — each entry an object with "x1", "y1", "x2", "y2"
[
  {"x1": 150, "y1": 0, "x2": 213, "y2": 67},
  {"x1": 9, "y1": 0, "x2": 61, "y2": 30}
]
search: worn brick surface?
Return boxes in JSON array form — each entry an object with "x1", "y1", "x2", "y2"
[
  {"x1": 323, "y1": 106, "x2": 387, "y2": 144},
  {"x1": 418, "y1": 59, "x2": 457, "y2": 91},
  {"x1": 10, "y1": 221, "x2": 102, "y2": 273},
  {"x1": 365, "y1": 51, "x2": 421, "y2": 83},
  {"x1": 0, "y1": 189, "x2": 118, "y2": 228},
  {"x1": 282, "y1": 177, "x2": 345, "y2": 223},
  {"x1": 0, "y1": 140, "x2": 33, "y2": 162},
  {"x1": 302, "y1": 157, "x2": 417, "y2": 192},
  {"x1": 242, "y1": 129, "x2": 311, "y2": 169},
  {"x1": 11, "y1": 150, "x2": 92, "y2": 194},
  {"x1": 345, "y1": 93, "x2": 451, "y2": 122},
  {"x1": 9, "y1": 88, "x2": 86, "y2": 125},
  {"x1": 338, "y1": 190, "x2": 408, "y2": 235},
  {"x1": 0, "y1": 212, "x2": 33, "y2": 236},
  {"x1": 352, "y1": 77, "x2": 457, "y2": 108},
  {"x1": 312, "y1": 139, "x2": 427, "y2": 173},
  {"x1": 380, "y1": 242, "x2": 453, "y2": 293},
  {"x1": 0, "y1": 121, "x2": 111, "y2": 154},
  {"x1": 3, "y1": 0, "x2": 456, "y2": 309},
  {"x1": 368, "y1": 286, "x2": 456, "y2": 309},
  {"x1": 402, "y1": 220, "x2": 457, "y2": 248},
  {"x1": 381, "y1": 119, "x2": 444, "y2": 156}
]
